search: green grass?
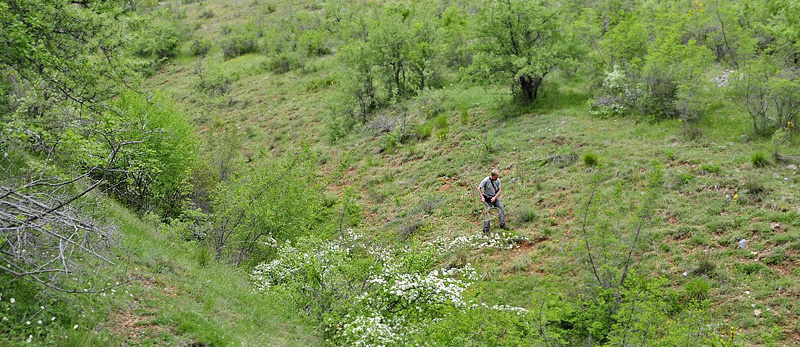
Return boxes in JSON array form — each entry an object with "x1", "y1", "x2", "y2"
[
  {"x1": 102, "y1": 201, "x2": 318, "y2": 346},
  {"x1": 1, "y1": 198, "x2": 317, "y2": 345}
]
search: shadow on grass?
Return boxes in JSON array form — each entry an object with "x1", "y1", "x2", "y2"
[{"x1": 492, "y1": 84, "x2": 591, "y2": 119}]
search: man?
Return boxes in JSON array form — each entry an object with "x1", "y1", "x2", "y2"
[{"x1": 479, "y1": 169, "x2": 507, "y2": 231}]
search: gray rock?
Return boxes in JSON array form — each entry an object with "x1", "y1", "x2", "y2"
[{"x1": 738, "y1": 239, "x2": 748, "y2": 249}]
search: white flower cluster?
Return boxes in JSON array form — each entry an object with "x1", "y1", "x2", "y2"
[
  {"x1": 602, "y1": 65, "x2": 627, "y2": 92},
  {"x1": 339, "y1": 265, "x2": 478, "y2": 346},
  {"x1": 252, "y1": 230, "x2": 530, "y2": 346},
  {"x1": 251, "y1": 231, "x2": 366, "y2": 292},
  {"x1": 422, "y1": 231, "x2": 529, "y2": 252},
  {"x1": 340, "y1": 314, "x2": 403, "y2": 347}
]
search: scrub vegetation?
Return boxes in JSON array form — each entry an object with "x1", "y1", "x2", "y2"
[{"x1": 2, "y1": 0, "x2": 800, "y2": 345}]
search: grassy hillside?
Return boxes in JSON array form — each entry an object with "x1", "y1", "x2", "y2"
[
  {"x1": 137, "y1": 0, "x2": 800, "y2": 345},
  {"x1": 4, "y1": 0, "x2": 799, "y2": 345},
  {"x1": 1, "y1": 197, "x2": 318, "y2": 346}
]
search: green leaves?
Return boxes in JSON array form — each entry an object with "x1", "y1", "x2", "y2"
[
  {"x1": 102, "y1": 92, "x2": 199, "y2": 217},
  {"x1": 471, "y1": 0, "x2": 578, "y2": 104},
  {"x1": 211, "y1": 150, "x2": 327, "y2": 263}
]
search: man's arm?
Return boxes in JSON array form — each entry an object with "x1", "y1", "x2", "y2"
[
  {"x1": 479, "y1": 186, "x2": 485, "y2": 202},
  {"x1": 491, "y1": 187, "x2": 501, "y2": 202},
  {"x1": 491, "y1": 180, "x2": 501, "y2": 202}
]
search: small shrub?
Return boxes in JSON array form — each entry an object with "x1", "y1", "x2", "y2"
[
  {"x1": 198, "y1": 9, "x2": 214, "y2": 19},
  {"x1": 763, "y1": 247, "x2": 787, "y2": 265},
  {"x1": 741, "y1": 176, "x2": 768, "y2": 203},
  {"x1": 751, "y1": 151, "x2": 770, "y2": 168},
  {"x1": 194, "y1": 63, "x2": 233, "y2": 96},
  {"x1": 263, "y1": 52, "x2": 301, "y2": 74},
  {"x1": 700, "y1": 163, "x2": 721, "y2": 174},
  {"x1": 197, "y1": 246, "x2": 210, "y2": 267},
  {"x1": 678, "y1": 172, "x2": 694, "y2": 185},
  {"x1": 735, "y1": 261, "x2": 771, "y2": 275},
  {"x1": 683, "y1": 277, "x2": 710, "y2": 302},
  {"x1": 381, "y1": 133, "x2": 399, "y2": 154},
  {"x1": 675, "y1": 83, "x2": 713, "y2": 140},
  {"x1": 128, "y1": 15, "x2": 181, "y2": 74},
  {"x1": 460, "y1": 107, "x2": 469, "y2": 124},
  {"x1": 690, "y1": 259, "x2": 716, "y2": 278},
  {"x1": 220, "y1": 33, "x2": 259, "y2": 59},
  {"x1": 433, "y1": 114, "x2": 448, "y2": 130},
  {"x1": 261, "y1": 2, "x2": 276, "y2": 13},
  {"x1": 189, "y1": 40, "x2": 212, "y2": 57},
  {"x1": 416, "y1": 122, "x2": 432, "y2": 140},
  {"x1": 518, "y1": 207, "x2": 537, "y2": 224},
  {"x1": 399, "y1": 220, "x2": 425, "y2": 238},
  {"x1": 689, "y1": 232, "x2": 711, "y2": 247},
  {"x1": 583, "y1": 152, "x2": 599, "y2": 166},
  {"x1": 299, "y1": 30, "x2": 331, "y2": 56},
  {"x1": 322, "y1": 193, "x2": 336, "y2": 208},
  {"x1": 419, "y1": 198, "x2": 439, "y2": 215}
]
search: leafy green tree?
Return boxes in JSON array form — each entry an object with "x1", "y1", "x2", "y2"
[
  {"x1": 598, "y1": 15, "x2": 649, "y2": 70},
  {"x1": 439, "y1": 3, "x2": 473, "y2": 68},
  {"x1": 103, "y1": 92, "x2": 199, "y2": 217},
  {"x1": 336, "y1": 39, "x2": 378, "y2": 124},
  {"x1": 369, "y1": 9, "x2": 412, "y2": 99},
  {"x1": 0, "y1": 0, "x2": 130, "y2": 111},
  {"x1": 407, "y1": 16, "x2": 442, "y2": 91},
  {"x1": 0, "y1": 0, "x2": 171, "y2": 291},
  {"x1": 211, "y1": 150, "x2": 328, "y2": 265},
  {"x1": 640, "y1": 24, "x2": 715, "y2": 119},
  {"x1": 766, "y1": 0, "x2": 800, "y2": 66},
  {"x1": 127, "y1": 9, "x2": 182, "y2": 74},
  {"x1": 471, "y1": 0, "x2": 579, "y2": 104}
]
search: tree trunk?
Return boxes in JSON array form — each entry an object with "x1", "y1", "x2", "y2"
[{"x1": 518, "y1": 74, "x2": 543, "y2": 105}]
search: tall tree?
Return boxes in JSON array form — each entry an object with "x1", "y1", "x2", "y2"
[{"x1": 472, "y1": 0, "x2": 578, "y2": 104}]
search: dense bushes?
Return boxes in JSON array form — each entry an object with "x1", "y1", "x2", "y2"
[
  {"x1": 586, "y1": 0, "x2": 800, "y2": 137},
  {"x1": 263, "y1": 51, "x2": 301, "y2": 74},
  {"x1": 591, "y1": 22, "x2": 715, "y2": 121},
  {"x1": 255, "y1": 8, "x2": 332, "y2": 74},
  {"x1": 220, "y1": 25, "x2": 260, "y2": 59},
  {"x1": 330, "y1": 3, "x2": 448, "y2": 129},
  {"x1": 252, "y1": 229, "x2": 535, "y2": 345},
  {"x1": 128, "y1": 10, "x2": 183, "y2": 74},
  {"x1": 189, "y1": 39, "x2": 212, "y2": 56},
  {"x1": 102, "y1": 92, "x2": 199, "y2": 218},
  {"x1": 210, "y1": 150, "x2": 329, "y2": 265},
  {"x1": 730, "y1": 58, "x2": 800, "y2": 135}
]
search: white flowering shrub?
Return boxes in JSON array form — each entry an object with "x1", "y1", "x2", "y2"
[
  {"x1": 253, "y1": 228, "x2": 741, "y2": 346},
  {"x1": 590, "y1": 65, "x2": 639, "y2": 118},
  {"x1": 252, "y1": 229, "x2": 531, "y2": 346}
]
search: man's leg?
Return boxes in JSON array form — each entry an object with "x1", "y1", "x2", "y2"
[
  {"x1": 482, "y1": 200, "x2": 492, "y2": 233},
  {"x1": 495, "y1": 200, "x2": 506, "y2": 228}
]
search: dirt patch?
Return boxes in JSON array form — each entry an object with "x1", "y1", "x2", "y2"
[
  {"x1": 551, "y1": 136, "x2": 568, "y2": 146},
  {"x1": 786, "y1": 329, "x2": 800, "y2": 344},
  {"x1": 133, "y1": 274, "x2": 181, "y2": 297},
  {"x1": 111, "y1": 311, "x2": 166, "y2": 340}
]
